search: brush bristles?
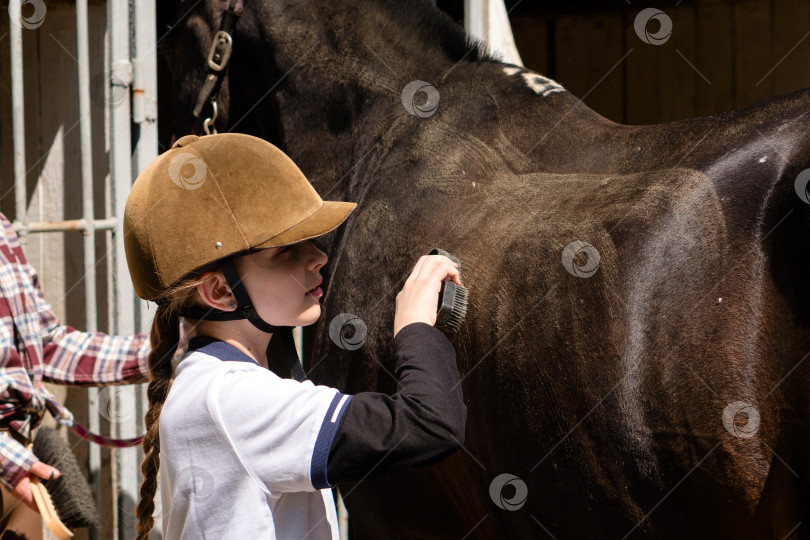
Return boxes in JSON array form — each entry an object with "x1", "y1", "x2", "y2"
[
  {"x1": 32, "y1": 427, "x2": 99, "y2": 530},
  {"x1": 428, "y1": 248, "x2": 469, "y2": 333},
  {"x1": 442, "y1": 284, "x2": 468, "y2": 331}
]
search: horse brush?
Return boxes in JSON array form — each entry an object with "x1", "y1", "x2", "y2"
[
  {"x1": 29, "y1": 427, "x2": 99, "y2": 539},
  {"x1": 428, "y1": 248, "x2": 469, "y2": 333}
]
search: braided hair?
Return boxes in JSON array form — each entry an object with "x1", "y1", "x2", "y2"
[{"x1": 134, "y1": 264, "x2": 218, "y2": 540}]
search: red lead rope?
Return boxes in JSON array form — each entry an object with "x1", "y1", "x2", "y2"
[{"x1": 66, "y1": 420, "x2": 143, "y2": 448}]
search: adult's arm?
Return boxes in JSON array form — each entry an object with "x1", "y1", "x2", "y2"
[{"x1": 26, "y1": 261, "x2": 151, "y2": 386}]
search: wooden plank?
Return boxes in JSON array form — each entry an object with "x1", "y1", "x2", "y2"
[
  {"x1": 554, "y1": 14, "x2": 590, "y2": 102},
  {"x1": 0, "y1": 13, "x2": 11, "y2": 218},
  {"x1": 624, "y1": 5, "x2": 660, "y2": 124},
  {"x1": 734, "y1": 0, "x2": 772, "y2": 109},
  {"x1": 770, "y1": 0, "x2": 810, "y2": 97},
  {"x1": 584, "y1": 10, "x2": 624, "y2": 123},
  {"x1": 695, "y1": 0, "x2": 734, "y2": 117},
  {"x1": 554, "y1": 11, "x2": 624, "y2": 122},
  {"x1": 658, "y1": 2, "x2": 697, "y2": 122},
  {"x1": 15, "y1": 3, "x2": 117, "y2": 539},
  {"x1": 510, "y1": 13, "x2": 549, "y2": 75}
]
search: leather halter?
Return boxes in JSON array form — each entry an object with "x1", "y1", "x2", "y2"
[
  {"x1": 185, "y1": 1, "x2": 309, "y2": 382},
  {"x1": 192, "y1": 0, "x2": 244, "y2": 134}
]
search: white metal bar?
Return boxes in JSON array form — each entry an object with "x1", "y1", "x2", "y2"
[
  {"x1": 131, "y1": 0, "x2": 160, "y2": 534},
  {"x1": 9, "y1": 1, "x2": 27, "y2": 232},
  {"x1": 75, "y1": 2, "x2": 101, "y2": 539},
  {"x1": 76, "y1": 0, "x2": 97, "y2": 328},
  {"x1": 12, "y1": 217, "x2": 117, "y2": 234},
  {"x1": 464, "y1": 0, "x2": 523, "y2": 66},
  {"x1": 109, "y1": 0, "x2": 139, "y2": 534},
  {"x1": 132, "y1": 0, "x2": 159, "y2": 336}
]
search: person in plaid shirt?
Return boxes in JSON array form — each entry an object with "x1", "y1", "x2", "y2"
[{"x1": 0, "y1": 212, "x2": 150, "y2": 512}]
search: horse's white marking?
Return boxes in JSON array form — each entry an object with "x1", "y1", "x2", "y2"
[
  {"x1": 501, "y1": 66, "x2": 566, "y2": 97},
  {"x1": 758, "y1": 156, "x2": 767, "y2": 163},
  {"x1": 522, "y1": 73, "x2": 566, "y2": 97}
]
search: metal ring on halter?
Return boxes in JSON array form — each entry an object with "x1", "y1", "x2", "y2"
[{"x1": 203, "y1": 99, "x2": 219, "y2": 134}]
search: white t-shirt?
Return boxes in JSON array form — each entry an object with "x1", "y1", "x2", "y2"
[{"x1": 158, "y1": 338, "x2": 352, "y2": 539}]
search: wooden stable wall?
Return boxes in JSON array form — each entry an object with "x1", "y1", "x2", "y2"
[{"x1": 440, "y1": 0, "x2": 810, "y2": 124}]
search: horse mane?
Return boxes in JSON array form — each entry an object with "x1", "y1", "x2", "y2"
[
  {"x1": 155, "y1": 0, "x2": 504, "y2": 68},
  {"x1": 377, "y1": 0, "x2": 504, "y2": 65}
]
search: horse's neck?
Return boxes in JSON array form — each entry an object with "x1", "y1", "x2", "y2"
[
  {"x1": 264, "y1": 0, "x2": 477, "y2": 80},
  {"x1": 235, "y1": 1, "x2": 490, "y2": 193},
  {"x1": 237, "y1": 0, "x2": 602, "y2": 195}
]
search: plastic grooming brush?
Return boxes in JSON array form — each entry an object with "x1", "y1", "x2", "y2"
[
  {"x1": 29, "y1": 427, "x2": 99, "y2": 539},
  {"x1": 428, "y1": 248, "x2": 469, "y2": 333}
]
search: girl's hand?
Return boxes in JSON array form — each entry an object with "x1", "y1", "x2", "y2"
[{"x1": 394, "y1": 254, "x2": 462, "y2": 338}]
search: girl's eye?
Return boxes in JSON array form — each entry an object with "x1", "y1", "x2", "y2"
[{"x1": 271, "y1": 246, "x2": 290, "y2": 259}]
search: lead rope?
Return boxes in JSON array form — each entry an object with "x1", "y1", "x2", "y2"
[{"x1": 0, "y1": 253, "x2": 142, "y2": 447}]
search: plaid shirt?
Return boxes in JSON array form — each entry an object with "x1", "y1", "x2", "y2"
[{"x1": 0, "y1": 213, "x2": 150, "y2": 490}]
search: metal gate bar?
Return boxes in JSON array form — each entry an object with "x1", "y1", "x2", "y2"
[{"x1": 7, "y1": 0, "x2": 157, "y2": 537}]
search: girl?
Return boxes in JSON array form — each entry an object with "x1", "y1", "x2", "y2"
[{"x1": 124, "y1": 133, "x2": 466, "y2": 539}]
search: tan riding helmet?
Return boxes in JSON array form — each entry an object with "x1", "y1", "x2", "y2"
[
  {"x1": 125, "y1": 133, "x2": 357, "y2": 381},
  {"x1": 124, "y1": 133, "x2": 357, "y2": 301}
]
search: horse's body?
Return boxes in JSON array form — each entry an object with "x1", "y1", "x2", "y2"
[{"x1": 158, "y1": 1, "x2": 810, "y2": 537}]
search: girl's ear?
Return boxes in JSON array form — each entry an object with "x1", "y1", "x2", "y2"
[{"x1": 195, "y1": 271, "x2": 236, "y2": 311}]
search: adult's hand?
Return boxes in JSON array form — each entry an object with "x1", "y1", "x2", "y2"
[{"x1": 11, "y1": 461, "x2": 60, "y2": 512}]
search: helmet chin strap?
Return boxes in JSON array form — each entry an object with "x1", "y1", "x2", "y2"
[{"x1": 177, "y1": 257, "x2": 307, "y2": 382}]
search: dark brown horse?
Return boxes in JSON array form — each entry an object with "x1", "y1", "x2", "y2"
[{"x1": 156, "y1": 1, "x2": 810, "y2": 538}]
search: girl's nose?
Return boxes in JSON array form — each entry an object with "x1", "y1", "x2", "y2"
[{"x1": 309, "y1": 242, "x2": 328, "y2": 268}]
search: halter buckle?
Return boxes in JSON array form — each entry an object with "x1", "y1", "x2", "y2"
[{"x1": 207, "y1": 31, "x2": 233, "y2": 72}]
